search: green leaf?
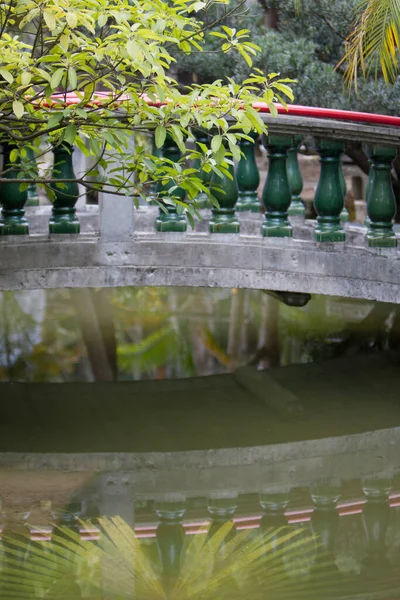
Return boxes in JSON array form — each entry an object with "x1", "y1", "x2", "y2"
[
  {"x1": 98, "y1": 14, "x2": 107, "y2": 27},
  {"x1": 238, "y1": 47, "x2": 252, "y2": 67},
  {"x1": 48, "y1": 112, "x2": 64, "y2": 129},
  {"x1": 273, "y1": 83, "x2": 294, "y2": 101},
  {"x1": 126, "y1": 40, "x2": 139, "y2": 59},
  {"x1": 21, "y1": 72, "x2": 32, "y2": 86},
  {"x1": 51, "y1": 68, "x2": 65, "y2": 90},
  {"x1": 269, "y1": 104, "x2": 278, "y2": 118},
  {"x1": 155, "y1": 126, "x2": 166, "y2": 149},
  {"x1": 66, "y1": 12, "x2": 78, "y2": 28},
  {"x1": 64, "y1": 123, "x2": 77, "y2": 146},
  {"x1": 211, "y1": 135, "x2": 222, "y2": 154},
  {"x1": 0, "y1": 68, "x2": 13, "y2": 84},
  {"x1": 43, "y1": 11, "x2": 57, "y2": 31},
  {"x1": 68, "y1": 67, "x2": 77, "y2": 90},
  {"x1": 12, "y1": 100, "x2": 24, "y2": 120},
  {"x1": 9, "y1": 149, "x2": 19, "y2": 162},
  {"x1": 170, "y1": 124, "x2": 186, "y2": 153}
]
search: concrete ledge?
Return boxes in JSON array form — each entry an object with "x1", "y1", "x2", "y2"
[{"x1": 0, "y1": 227, "x2": 399, "y2": 302}]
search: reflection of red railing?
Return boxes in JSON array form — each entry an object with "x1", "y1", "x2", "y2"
[
  {"x1": 131, "y1": 492, "x2": 400, "y2": 539},
  {"x1": 43, "y1": 93, "x2": 400, "y2": 128}
]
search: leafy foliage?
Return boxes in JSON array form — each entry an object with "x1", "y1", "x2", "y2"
[
  {"x1": 177, "y1": 0, "x2": 400, "y2": 115},
  {"x1": 0, "y1": 0, "x2": 293, "y2": 219},
  {"x1": 339, "y1": 0, "x2": 400, "y2": 87},
  {"x1": 0, "y1": 516, "x2": 320, "y2": 599}
]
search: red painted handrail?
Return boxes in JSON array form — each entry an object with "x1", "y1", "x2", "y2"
[
  {"x1": 253, "y1": 102, "x2": 400, "y2": 128},
  {"x1": 45, "y1": 92, "x2": 400, "y2": 128}
]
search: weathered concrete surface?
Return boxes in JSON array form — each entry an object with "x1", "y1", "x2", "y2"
[{"x1": 0, "y1": 207, "x2": 400, "y2": 303}]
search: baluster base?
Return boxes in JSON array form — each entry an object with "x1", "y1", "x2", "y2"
[
  {"x1": 49, "y1": 211, "x2": 80, "y2": 234},
  {"x1": 209, "y1": 209, "x2": 240, "y2": 234},
  {"x1": 288, "y1": 196, "x2": 305, "y2": 217},
  {"x1": 156, "y1": 212, "x2": 187, "y2": 233},
  {"x1": 314, "y1": 217, "x2": 345, "y2": 243},
  {"x1": 236, "y1": 192, "x2": 261, "y2": 213},
  {"x1": 0, "y1": 210, "x2": 29, "y2": 236},
  {"x1": 367, "y1": 223, "x2": 397, "y2": 247},
  {"x1": 262, "y1": 212, "x2": 292, "y2": 237}
]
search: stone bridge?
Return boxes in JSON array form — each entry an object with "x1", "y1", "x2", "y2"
[{"x1": 2, "y1": 105, "x2": 400, "y2": 303}]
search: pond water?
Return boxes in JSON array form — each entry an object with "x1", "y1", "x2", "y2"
[{"x1": 0, "y1": 286, "x2": 399, "y2": 599}]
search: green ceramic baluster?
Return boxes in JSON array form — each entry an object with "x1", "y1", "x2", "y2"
[
  {"x1": 192, "y1": 129, "x2": 212, "y2": 209},
  {"x1": 156, "y1": 136, "x2": 187, "y2": 232},
  {"x1": 339, "y1": 159, "x2": 349, "y2": 223},
  {"x1": 26, "y1": 147, "x2": 39, "y2": 207},
  {"x1": 209, "y1": 146, "x2": 240, "y2": 234},
  {"x1": 155, "y1": 498, "x2": 186, "y2": 593},
  {"x1": 314, "y1": 139, "x2": 345, "y2": 242},
  {"x1": 366, "y1": 145, "x2": 397, "y2": 247},
  {"x1": 261, "y1": 134, "x2": 294, "y2": 237},
  {"x1": 364, "y1": 158, "x2": 373, "y2": 227},
  {"x1": 49, "y1": 143, "x2": 80, "y2": 234},
  {"x1": 0, "y1": 143, "x2": 28, "y2": 235},
  {"x1": 287, "y1": 135, "x2": 305, "y2": 217},
  {"x1": 236, "y1": 131, "x2": 261, "y2": 212}
]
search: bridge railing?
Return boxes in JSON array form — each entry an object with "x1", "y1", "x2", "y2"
[{"x1": 1, "y1": 100, "x2": 400, "y2": 248}]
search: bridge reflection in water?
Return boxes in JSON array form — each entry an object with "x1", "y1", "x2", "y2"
[{"x1": 0, "y1": 367, "x2": 400, "y2": 599}]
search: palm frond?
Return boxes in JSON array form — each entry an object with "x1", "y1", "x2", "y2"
[
  {"x1": 338, "y1": 0, "x2": 400, "y2": 88},
  {"x1": 0, "y1": 516, "x2": 340, "y2": 600}
]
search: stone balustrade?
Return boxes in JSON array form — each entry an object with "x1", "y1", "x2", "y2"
[
  {"x1": 0, "y1": 105, "x2": 399, "y2": 245},
  {"x1": 1, "y1": 105, "x2": 400, "y2": 300}
]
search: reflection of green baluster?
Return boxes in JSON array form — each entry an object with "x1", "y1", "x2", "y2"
[
  {"x1": 287, "y1": 136, "x2": 305, "y2": 217},
  {"x1": 155, "y1": 498, "x2": 186, "y2": 593},
  {"x1": 209, "y1": 149, "x2": 240, "y2": 234},
  {"x1": 236, "y1": 131, "x2": 260, "y2": 212},
  {"x1": 49, "y1": 143, "x2": 80, "y2": 234},
  {"x1": 259, "y1": 493, "x2": 289, "y2": 555},
  {"x1": 26, "y1": 147, "x2": 39, "y2": 206},
  {"x1": 192, "y1": 129, "x2": 212, "y2": 209},
  {"x1": 339, "y1": 160, "x2": 349, "y2": 223},
  {"x1": 314, "y1": 139, "x2": 345, "y2": 242},
  {"x1": 207, "y1": 493, "x2": 238, "y2": 592},
  {"x1": 78, "y1": 503, "x2": 101, "y2": 599},
  {"x1": 366, "y1": 145, "x2": 397, "y2": 248},
  {"x1": 0, "y1": 143, "x2": 28, "y2": 235},
  {"x1": 24, "y1": 501, "x2": 57, "y2": 598},
  {"x1": 310, "y1": 485, "x2": 341, "y2": 571},
  {"x1": 261, "y1": 135, "x2": 294, "y2": 237},
  {"x1": 56, "y1": 502, "x2": 83, "y2": 598},
  {"x1": 362, "y1": 480, "x2": 391, "y2": 574},
  {"x1": 207, "y1": 493, "x2": 237, "y2": 546},
  {"x1": 156, "y1": 136, "x2": 187, "y2": 232},
  {"x1": 283, "y1": 519, "x2": 316, "y2": 580}
]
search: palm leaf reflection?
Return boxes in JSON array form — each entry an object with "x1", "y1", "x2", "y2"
[{"x1": 0, "y1": 516, "x2": 329, "y2": 600}]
